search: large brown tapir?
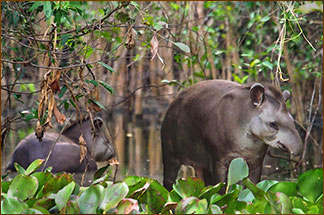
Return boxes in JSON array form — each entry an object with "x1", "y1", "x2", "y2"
[
  {"x1": 6, "y1": 117, "x2": 115, "y2": 173},
  {"x1": 161, "y1": 80, "x2": 303, "y2": 190}
]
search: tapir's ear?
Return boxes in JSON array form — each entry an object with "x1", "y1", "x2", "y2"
[
  {"x1": 250, "y1": 83, "x2": 265, "y2": 107},
  {"x1": 94, "y1": 117, "x2": 103, "y2": 129},
  {"x1": 282, "y1": 90, "x2": 290, "y2": 102}
]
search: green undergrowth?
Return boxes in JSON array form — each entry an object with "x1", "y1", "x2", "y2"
[{"x1": 1, "y1": 158, "x2": 323, "y2": 214}]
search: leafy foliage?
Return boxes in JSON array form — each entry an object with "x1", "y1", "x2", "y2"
[{"x1": 1, "y1": 159, "x2": 322, "y2": 214}]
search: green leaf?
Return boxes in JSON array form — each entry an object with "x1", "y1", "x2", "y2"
[
  {"x1": 60, "y1": 34, "x2": 70, "y2": 46},
  {"x1": 137, "y1": 179, "x2": 169, "y2": 214},
  {"x1": 29, "y1": 1, "x2": 43, "y2": 12},
  {"x1": 1, "y1": 181, "x2": 10, "y2": 193},
  {"x1": 116, "y1": 198, "x2": 139, "y2": 214},
  {"x1": 42, "y1": 173, "x2": 74, "y2": 195},
  {"x1": 88, "y1": 98, "x2": 107, "y2": 111},
  {"x1": 260, "y1": 16, "x2": 271, "y2": 22},
  {"x1": 1, "y1": 197, "x2": 28, "y2": 214},
  {"x1": 227, "y1": 157, "x2": 249, "y2": 187},
  {"x1": 175, "y1": 197, "x2": 208, "y2": 214},
  {"x1": 8, "y1": 174, "x2": 39, "y2": 200},
  {"x1": 78, "y1": 184, "x2": 104, "y2": 214},
  {"x1": 262, "y1": 61, "x2": 273, "y2": 70},
  {"x1": 60, "y1": 200, "x2": 80, "y2": 214},
  {"x1": 297, "y1": 2, "x2": 323, "y2": 15},
  {"x1": 209, "y1": 204, "x2": 223, "y2": 214},
  {"x1": 98, "y1": 62, "x2": 115, "y2": 73},
  {"x1": 269, "y1": 181, "x2": 298, "y2": 197},
  {"x1": 269, "y1": 192, "x2": 292, "y2": 214},
  {"x1": 55, "y1": 181, "x2": 75, "y2": 211},
  {"x1": 173, "y1": 42, "x2": 190, "y2": 53},
  {"x1": 198, "y1": 183, "x2": 225, "y2": 204},
  {"x1": 256, "y1": 180, "x2": 278, "y2": 192},
  {"x1": 25, "y1": 159, "x2": 44, "y2": 175},
  {"x1": 98, "y1": 81, "x2": 114, "y2": 94},
  {"x1": 58, "y1": 85, "x2": 68, "y2": 98},
  {"x1": 297, "y1": 168, "x2": 323, "y2": 203},
  {"x1": 292, "y1": 208, "x2": 305, "y2": 214},
  {"x1": 85, "y1": 79, "x2": 98, "y2": 87},
  {"x1": 173, "y1": 177, "x2": 205, "y2": 199},
  {"x1": 238, "y1": 188, "x2": 255, "y2": 202},
  {"x1": 43, "y1": 1, "x2": 53, "y2": 20},
  {"x1": 100, "y1": 182, "x2": 129, "y2": 211}
]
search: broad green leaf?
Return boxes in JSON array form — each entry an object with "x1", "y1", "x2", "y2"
[
  {"x1": 297, "y1": 2, "x2": 323, "y2": 15},
  {"x1": 173, "y1": 177, "x2": 205, "y2": 199},
  {"x1": 78, "y1": 184, "x2": 104, "y2": 214},
  {"x1": 269, "y1": 181, "x2": 298, "y2": 197},
  {"x1": 138, "y1": 179, "x2": 169, "y2": 214},
  {"x1": 55, "y1": 181, "x2": 75, "y2": 211},
  {"x1": 43, "y1": 1, "x2": 53, "y2": 19},
  {"x1": 292, "y1": 208, "x2": 305, "y2": 214},
  {"x1": 32, "y1": 172, "x2": 54, "y2": 198},
  {"x1": 98, "y1": 61, "x2": 115, "y2": 73},
  {"x1": 42, "y1": 173, "x2": 74, "y2": 195},
  {"x1": 297, "y1": 168, "x2": 323, "y2": 203},
  {"x1": 290, "y1": 196, "x2": 312, "y2": 214},
  {"x1": 14, "y1": 162, "x2": 25, "y2": 174},
  {"x1": 8, "y1": 174, "x2": 38, "y2": 200},
  {"x1": 100, "y1": 182, "x2": 129, "y2": 211},
  {"x1": 98, "y1": 81, "x2": 114, "y2": 94},
  {"x1": 256, "y1": 180, "x2": 278, "y2": 192},
  {"x1": 22, "y1": 208, "x2": 44, "y2": 214},
  {"x1": 25, "y1": 159, "x2": 44, "y2": 175},
  {"x1": 262, "y1": 61, "x2": 273, "y2": 70},
  {"x1": 1, "y1": 197, "x2": 28, "y2": 214},
  {"x1": 209, "y1": 204, "x2": 223, "y2": 214},
  {"x1": 224, "y1": 200, "x2": 247, "y2": 214},
  {"x1": 116, "y1": 198, "x2": 139, "y2": 214},
  {"x1": 227, "y1": 158, "x2": 249, "y2": 187},
  {"x1": 268, "y1": 192, "x2": 292, "y2": 214},
  {"x1": 238, "y1": 188, "x2": 255, "y2": 202},
  {"x1": 173, "y1": 42, "x2": 190, "y2": 53},
  {"x1": 198, "y1": 182, "x2": 225, "y2": 204},
  {"x1": 60, "y1": 200, "x2": 80, "y2": 214},
  {"x1": 175, "y1": 197, "x2": 208, "y2": 214},
  {"x1": 1, "y1": 181, "x2": 10, "y2": 193},
  {"x1": 33, "y1": 198, "x2": 55, "y2": 210}
]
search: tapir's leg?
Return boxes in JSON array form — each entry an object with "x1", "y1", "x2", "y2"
[
  {"x1": 249, "y1": 165, "x2": 263, "y2": 184},
  {"x1": 163, "y1": 156, "x2": 181, "y2": 191}
]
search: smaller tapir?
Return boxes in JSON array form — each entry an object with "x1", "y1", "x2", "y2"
[
  {"x1": 6, "y1": 117, "x2": 115, "y2": 173},
  {"x1": 161, "y1": 80, "x2": 303, "y2": 190}
]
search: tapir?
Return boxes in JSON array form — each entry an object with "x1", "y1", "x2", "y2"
[
  {"x1": 161, "y1": 80, "x2": 303, "y2": 190},
  {"x1": 6, "y1": 117, "x2": 115, "y2": 173}
]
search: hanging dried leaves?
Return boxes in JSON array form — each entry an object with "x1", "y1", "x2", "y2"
[
  {"x1": 125, "y1": 28, "x2": 136, "y2": 49},
  {"x1": 150, "y1": 34, "x2": 159, "y2": 60},
  {"x1": 79, "y1": 135, "x2": 87, "y2": 163},
  {"x1": 150, "y1": 34, "x2": 165, "y2": 70},
  {"x1": 35, "y1": 70, "x2": 66, "y2": 141}
]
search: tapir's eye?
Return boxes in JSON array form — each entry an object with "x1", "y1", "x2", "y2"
[{"x1": 269, "y1": 122, "x2": 278, "y2": 130}]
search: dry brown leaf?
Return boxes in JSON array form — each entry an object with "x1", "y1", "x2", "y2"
[
  {"x1": 35, "y1": 120, "x2": 44, "y2": 141},
  {"x1": 150, "y1": 34, "x2": 159, "y2": 61},
  {"x1": 53, "y1": 101, "x2": 66, "y2": 124},
  {"x1": 125, "y1": 28, "x2": 136, "y2": 49},
  {"x1": 50, "y1": 71, "x2": 61, "y2": 93},
  {"x1": 89, "y1": 87, "x2": 101, "y2": 112},
  {"x1": 109, "y1": 159, "x2": 120, "y2": 165},
  {"x1": 79, "y1": 135, "x2": 87, "y2": 163}
]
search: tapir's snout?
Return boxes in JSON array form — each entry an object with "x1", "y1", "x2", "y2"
[{"x1": 280, "y1": 129, "x2": 303, "y2": 156}]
